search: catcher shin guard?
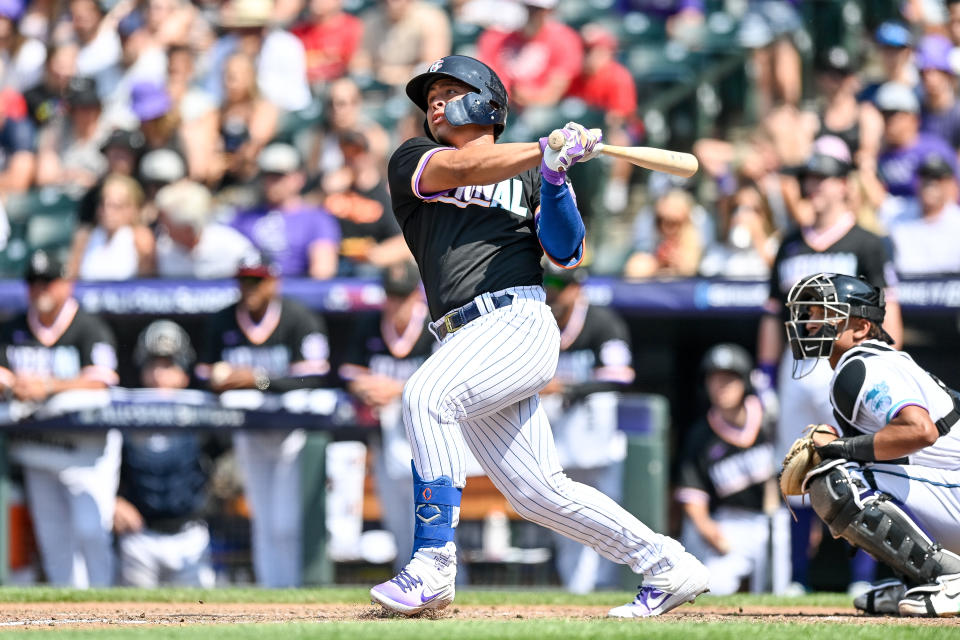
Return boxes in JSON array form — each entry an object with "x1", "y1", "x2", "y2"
[
  {"x1": 411, "y1": 462, "x2": 462, "y2": 554},
  {"x1": 808, "y1": 464, "x2": 960, "y2": 585}
]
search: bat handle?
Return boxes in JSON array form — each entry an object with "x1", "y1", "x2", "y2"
[{"x1": 547, "y1": 128, "x2": 602, "y2": 151}]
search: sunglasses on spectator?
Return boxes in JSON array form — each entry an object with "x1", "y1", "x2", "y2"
[
  {"x1": 26, "y1": 276, "x2": 57, "y2": 286},
  {"x1": 655, "y1": 216, "x2": 684, "y2": 228},
  {"x1": 237, "y1": 275, "x2": 266, "y2": 286}
]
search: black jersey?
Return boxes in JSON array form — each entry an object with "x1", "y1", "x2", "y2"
[
  {"x1": 555, "y1": 301, "x2": 635, "y2": 396},
  {"x1": 341, "y1": 301, "x2": 435, "y2": 382},
  {"x1": 768, "y1": 216, "x2": 895, "y2": 316},
  {"x1": 676, "y1": 396, "x2": 777, "y2": 512},
  {"x1": 387, "y1": 137, "x2": 543, "y2": 320},
  {"x1": 197, "y1": 298, "x2": 329, "y2": 386},
  {"x1": 0, "y1": 298, "x2": 118, "y2": 386}
]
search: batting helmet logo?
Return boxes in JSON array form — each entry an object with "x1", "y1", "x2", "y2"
[{"x1": 429, "y1": 59, "x2": 443, "y2": 73}]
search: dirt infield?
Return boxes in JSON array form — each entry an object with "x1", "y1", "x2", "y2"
[{"x1": 0, "y1": 602, "x2": 955, "y2": 629}]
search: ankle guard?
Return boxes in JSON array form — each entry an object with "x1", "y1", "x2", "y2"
[
  {"x1": 808, "y1": 463, "x2": 960, "y2": 585},
  {"x1": 412, "y1": 462, "x2": 462, "y2": 553}
]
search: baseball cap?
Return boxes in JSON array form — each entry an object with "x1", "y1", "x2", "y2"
[
  {"x1": 139, "y1": 148, "x2": 187, "y2": 184},
  {"x1": 236, "y1": 250, "x2": 279, "y2": 279},
  {"x1": 24, "y1": 249, "x2": 66, "y2": 282},
  {"x1": 100, "y1": 128, "x2": 146, "y2": 154},
  {"x1": 581, "y1": 22, "x2": 618, "y2": 51},
  {"x1": 918, "y1": 152, "x2": 954, "y2": 180},
  {"x1": 916, "y1": 34, "x2": 955, "y2": 74},
  {"x1": 156, "y1": 180, "x2": 213, "y2": 231},
  {"x1": 522, "y1": 0, "x2": 558, "y2": 9},
  {"x1": 65, "y1": 76, "x2": 100, "y2": 108},
  {"x1": 875, "y1": 21, "x2": 912, "y2": 48},
  {"x1": 382, "y1": 261, "x2": 421, "y2": 297},
  {"x1": 130, "y1": 81, "x2": 172, "y2": 122},
  {"x1": 257, "y1": 143, "x2": 302, "y2": 174},
  {"x1": 134, "y1": 320, "x2": 196, "y2": 370},
  {"x1": 0, "y1": 0, "x2": 25, "y2": 21},
  {"x1": 701, "y1": 343, "x2": 753, "y2": 380},
  {"x1": 874, "y1": 81, "x2": 920, "y2": 113},
  {"x1": 814, "y1": 46, "x2": 858, "y2": 75},
  {"x1": 800, "y1": 135, "x2": 853, "y2": 178},
  {"x1": 117, "y1": 9, "x2": 145, "y2": 38}
]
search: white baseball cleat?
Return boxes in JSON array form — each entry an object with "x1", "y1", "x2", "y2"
[
  {"x1": 608, "y1": 552, "x2": 710, "y2": 618},
  {"x1": 370, "y1": 542, "x2": 457, "y2": 616},
  {"x1": 852, "y1": 579, "x2": 905, "y2": 615},
  {"x1": 898, "y1": 573, "x2": 960, "y2": 618}
]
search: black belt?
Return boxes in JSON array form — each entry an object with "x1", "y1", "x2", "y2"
[{"x1": 433, "y1": 294, "x2": 514, "y2": 341}]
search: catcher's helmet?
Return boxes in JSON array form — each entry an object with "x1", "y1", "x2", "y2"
[
  {"x1": 785, "y1": 273, "x2": 892, "y2": 376},
  {"x1": 134, "y1": 320, "x2": 196, "y2": 371},
  {"x1": 405, "y1": 55, "x2": 508, "y2": 141}
]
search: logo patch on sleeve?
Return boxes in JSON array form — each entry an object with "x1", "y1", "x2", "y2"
[{"x1": 865, "y1": 382, "x2": 892, "y2": 414}]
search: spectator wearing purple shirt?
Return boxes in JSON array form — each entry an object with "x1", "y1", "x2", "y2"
[
  {"x1": 917, "y1": 35, "x2": 960, "y2": 150},
  {"x1": 230, "y1": 143, "x2": 340, "y2": 279},
  {"x1": 876, "y1": 82, "x2": 960, "y2": 200}
]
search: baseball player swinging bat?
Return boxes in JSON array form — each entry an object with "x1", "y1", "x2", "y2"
[{"x1": 548, "y1": 128, "x2": 699, "y2": 178}]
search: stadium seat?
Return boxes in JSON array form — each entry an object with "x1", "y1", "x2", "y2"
[{"x1": 26, "y1": 209, "x2": 77, "y2": 252}]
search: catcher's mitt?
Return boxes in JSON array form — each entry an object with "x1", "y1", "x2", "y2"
[{"x1": 779, "y1": 424, "x2": 837, "y2": 497}]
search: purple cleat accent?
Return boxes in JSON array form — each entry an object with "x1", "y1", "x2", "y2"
[{"x1": 370, "y1": 547, "x2": 457, "y2": 616}]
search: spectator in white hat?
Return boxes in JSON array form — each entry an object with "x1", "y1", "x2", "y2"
[{"x1": 154, "y1": 180, "x2": 256, "y2": 278}]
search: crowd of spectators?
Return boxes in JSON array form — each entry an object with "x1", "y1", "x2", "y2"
[{"x1": 4, "y1": 0, "x2": 960, "y2": 590}]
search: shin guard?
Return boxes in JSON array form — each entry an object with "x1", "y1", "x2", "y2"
[{"x1": 411, "y1": 462, "x2": 462, "y2": 554}]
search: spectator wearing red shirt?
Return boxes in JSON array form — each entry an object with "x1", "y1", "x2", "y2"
[
  {"x1": 567, "y1": 23, "x2": 636, "y2": 122},
  {"x1": 476, "y1": 0, "x2": 583, "y2": 107},
  {"x1": 567, "y1": 23, "x2": 638, "y2": 213},
  {"x1": 291, "y1": 0, "x2": 363, "y2": 87}
]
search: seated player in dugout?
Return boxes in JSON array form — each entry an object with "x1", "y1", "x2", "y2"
[
  {"x1": 369, "y1": 54, "x2": 709, "y2": 619},
  {"x1": 786, "y1": 273, "x2": 960, "y2": 617}
]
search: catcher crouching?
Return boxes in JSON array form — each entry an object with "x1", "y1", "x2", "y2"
[{"x1": 779, "y1": 272, "x2": 960, "y2": 618}]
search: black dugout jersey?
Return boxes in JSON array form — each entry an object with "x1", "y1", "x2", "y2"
[
  {"x1": 387, "y1": 137, "x2": 544, "y2": 320},
  {"x1": 769, "y1": 220, "x2": 894, "y2": 318},
  {"x1": 343, "y1": 306, "x2": 435, "y2": 382},
  {"x1": 555, "y1": 302, "x2": 635, "y2": 399},
  {"x1": 0, "y1": 300, "x2": 118, "y2": 385},
  {"x1": 197, "y1": 298, "x2": 329, "y2": 385},
  {"x1": 677, "y1": 396, "x2": 777, "y2": 512}
]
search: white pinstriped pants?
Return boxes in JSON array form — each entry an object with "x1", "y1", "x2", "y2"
[{"x1": 402, "y1": 285, "x2": 680, "y2": 576}]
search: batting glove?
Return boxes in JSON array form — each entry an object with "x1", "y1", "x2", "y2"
[
  {"x1": 564, "y1": 122, "x2": 602, "y2": 162},
  {"x1": 539, "y1": 128, "x2": 586, "y2": 185}
]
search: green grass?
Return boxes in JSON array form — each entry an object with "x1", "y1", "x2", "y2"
[
  {"x1": 0, "y1": 586, "x2": 852, "y2": 608},
  {"x1": 4, "y1": 621, "x2": 958, "y2": 640}
]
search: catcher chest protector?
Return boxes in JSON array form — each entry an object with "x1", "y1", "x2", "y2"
[
  {"x1": 405, "y1": 55, "x2": 509, "y2": 141},
  {"x1": 807, "y1": 462, "x2": 960, "y2": 585}
]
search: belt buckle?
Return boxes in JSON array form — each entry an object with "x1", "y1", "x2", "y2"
[{"x1": 444, "y1": 313, "x2": 459, "y2": 335}]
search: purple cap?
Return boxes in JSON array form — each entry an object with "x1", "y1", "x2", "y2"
[
  {"x1": 130, "y1": 81, "x2": 172, "y2": 121},
  {"x1": 0, "y1": 0, "x2": 24, "y2": 20},
  {"x1": 917, "y1": 34, "x2": 954, "y2": 74}
]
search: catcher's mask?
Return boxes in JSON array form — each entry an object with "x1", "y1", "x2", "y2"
[
  {"x1": 405, "y1": 55, "x2": 508, "y2": 142},
  {"x1": 785, "y1": 273, "x2": 891, "y2": 379}
]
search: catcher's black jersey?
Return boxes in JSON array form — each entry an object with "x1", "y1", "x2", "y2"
[
  {"x1": 341, "y1": 303, "x2": 436, "y2": 382},
  {"x1": 768, "y1": 217, "x2": 895, "y2": 316},
  {"x1": 676, "y1": 396, "x2": 777, "y2": 512},
  {"x1": 555, "y1": 302, "x2": 634, "y2": 387},
  {"x1": 0, "y1": 298, "x2": 118, "y2": 385},
  {"x1": 388, "y1": 136, "x2": 544, "y2": 320},
  {"x1": 197, "y1": 298, "x2": 328, "y2": 379}
]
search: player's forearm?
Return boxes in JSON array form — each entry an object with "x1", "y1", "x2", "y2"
[
  {"x1": 420, "y1": 143, "x2": 541, "y2": 193},
  {"x1": 818, "y1": 406, "x2": 939, "y2": 461},
  {"x1": 48, "y1": 377, "x2": 110, "y2": 395}
]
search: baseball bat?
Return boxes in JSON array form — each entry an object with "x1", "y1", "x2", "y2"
[{"x1": 547, "y1": 129, "x2": 699, "y2": 178}]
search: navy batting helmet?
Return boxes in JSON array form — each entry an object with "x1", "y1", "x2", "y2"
[
  {"x1": 785, "y1": 273, "x2": 892, "y2": 374},
  {"x1": 405, "y1": 55, "x2": 508, "y2": 141}
]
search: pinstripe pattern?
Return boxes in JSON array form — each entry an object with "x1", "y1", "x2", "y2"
[{"x1": 401, "y1": 285, "x2": 677, "y2": 576}]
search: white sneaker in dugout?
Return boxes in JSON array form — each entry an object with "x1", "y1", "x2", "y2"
[
  {"x1": 369, "y1": 543, "x2": 457, "y2": 616},
  {"x1": 608, "y1": 552, "x2": 710, "y2": 618},
  {"x1": 898, "y1": 573, "x2": 960, "y2": 618},
  {"x1": 852, "y1": 579, "x2": 905, "y2": 615}
]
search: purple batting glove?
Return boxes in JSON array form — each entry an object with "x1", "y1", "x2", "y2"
[{"x1": 539, "y1": 136, "x2": 565, "y2": 185}]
